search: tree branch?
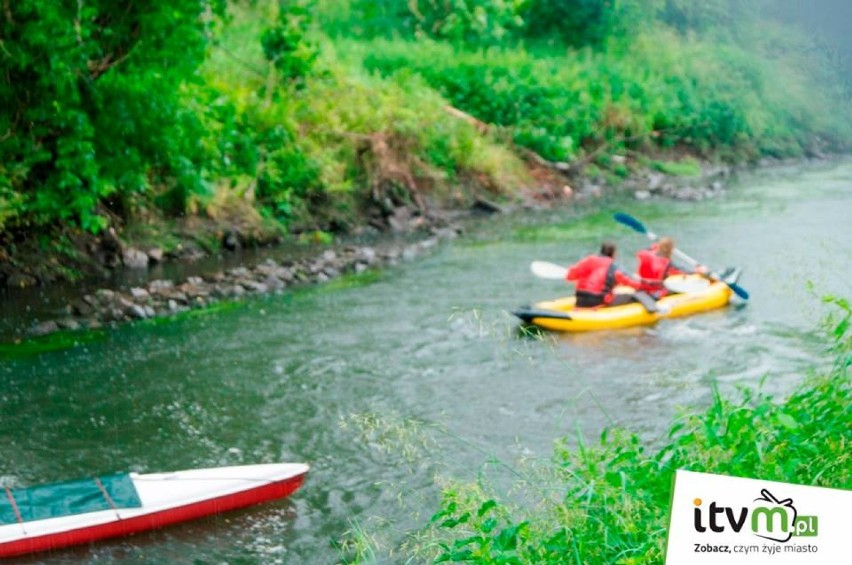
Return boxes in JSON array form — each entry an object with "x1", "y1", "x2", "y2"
[
  {"x1": 407, "y1": 0, "x2": 424, "y2": 22},
  {"x1": 262, "y1": 58, "x2": 278, "y2": 109},
  {"x1": 212, "y1": 42, "x2": 267, "y2": 78},
  {"x1": 2, "y1": 0, "x2": 13, "y2": 25},
  {"x1": 75, "y1": 0, "x2": 84, "y2": 44},
  {"x1": 86, "y1": 23, "x2": 140, "y2": 80},
  {"x1": 442, "y1": 105, "x2": 488, "y2": 134}
]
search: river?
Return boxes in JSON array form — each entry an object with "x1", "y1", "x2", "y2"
[{"x1": 1, "y1": 160, "x2": 850, "y2": 563}]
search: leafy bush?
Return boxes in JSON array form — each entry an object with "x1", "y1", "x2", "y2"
[
  {"x1": 360, "y1": 29, "x2": 852, "y2": 167},
  {"x1": 261, "y1": 0, "x2": 318, "y2": 83},
  {"x1": 198, "y1": 8, "x2": 530, "y2": 231},
  {"x1": 411, "y1": 0, "x2": 524, "y2": 46},
  {"x1": 257, "y1": 126, "x2": 321, "y2": 221}
]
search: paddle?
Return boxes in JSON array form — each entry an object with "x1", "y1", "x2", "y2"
[
  {"x1": 530, "y1": 260, "x2": 661, "y2": 313},
  {"x1": 613, "y1": 212, "x2": 749, "y2": 300},
  {"x1": 512, "y1": 307, "x2": 573, "y2": 323},
  {"x1": 530, "y1": 260, "x2": 568, "y2": 280}
]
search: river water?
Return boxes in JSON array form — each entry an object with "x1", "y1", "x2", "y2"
[{"x1": 1, "y1": 161, "x2": 850, "y2": 563}]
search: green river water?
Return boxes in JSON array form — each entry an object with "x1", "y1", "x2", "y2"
[{"x1": 1, "y1": 161, "x2": 850, "y2": 563}]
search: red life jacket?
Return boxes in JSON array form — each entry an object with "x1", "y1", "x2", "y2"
[
  {"x1": 636, "y1": 247, "x2": 672, "y2": 292},
  {"x1": 566, "y1": 255, "x2": 616, "y2": 295}
]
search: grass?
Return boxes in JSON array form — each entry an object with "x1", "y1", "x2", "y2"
[
  {"x1": 650, "y1": 158, "x2": 702, "y2": 177},
  {"x1": 5, "y1": 1, "x2": 852, "y2": 266},
  {"x1": 195, "y1": 2, "x2": 852, "y2": 237},
  {"x1": 0, "y1": 300, "x2": 251, "y2": 360},
  {"x1": 354, "y1": 30, "x2": 852, "y2": 165},
  {"x1": 196, "y1": 2, "x2": 533, "y2": 232}
]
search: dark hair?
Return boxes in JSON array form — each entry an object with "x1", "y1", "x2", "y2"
[{"x1": 600, "y1": 241, "x2": 616, "y2": 257}]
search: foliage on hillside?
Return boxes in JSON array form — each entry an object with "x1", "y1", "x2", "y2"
[{"x1": 1, "y1": 0, "x2": 850, "y2": 249}]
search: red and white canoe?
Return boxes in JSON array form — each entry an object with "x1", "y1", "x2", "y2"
[{"x1": 0, "y1": 462, "x2": 308, "y2": 558}]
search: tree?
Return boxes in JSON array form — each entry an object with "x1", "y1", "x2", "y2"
[
  {"x1": 409, "y1": 0, "x2": 525, "y2": 46},
  {"x1": 0, "y1": 0, "x2": 225, "y2": 233},
  {"x1": 521, "y1": 0, "x2": 663, "y2": 47}
]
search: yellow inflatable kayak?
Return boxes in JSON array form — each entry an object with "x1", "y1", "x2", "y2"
[{"x1": 513, "y1": 274, "x2": 737, "y2": 332}]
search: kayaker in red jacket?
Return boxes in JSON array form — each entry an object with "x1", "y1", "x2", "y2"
[
  {"x1": 636, "y1": 237, "x2": 704, "y2": 297},
  {"x1": 566, "y1": 242, "x2": 641, "y2": 308}
]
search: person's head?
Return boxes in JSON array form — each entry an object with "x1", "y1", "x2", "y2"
[
  {"x1": 657, "y1": 237, "x2": 674, "y2": 258},
  {"x1": 600, "y1": 241, "x2": 616, "y2": 258}
]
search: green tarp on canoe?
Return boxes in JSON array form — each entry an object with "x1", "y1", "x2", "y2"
[{"x1": 0, "y1": 473, "x2": 142, "y2": 524}]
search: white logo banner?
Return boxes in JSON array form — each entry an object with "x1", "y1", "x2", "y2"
[{"x1": 665, "y1": 470, "x2": 851, "y2": 563}]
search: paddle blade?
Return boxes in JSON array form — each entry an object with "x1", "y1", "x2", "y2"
[
  {"x1": 613, "y1": 212, "x2": 647, "y2": 234},
  {"x1": 727, "y1": 281, "x2": 749, "y2": 300},
  {"x1": 512, "y1": 307, "x2": 573, "y2": 322},
  {"x1": 711, "y1": 268, "x2": 749, "y2": 300},
  {"x1": 530, "y1": 261, "x2": 568, "y2": 280}
]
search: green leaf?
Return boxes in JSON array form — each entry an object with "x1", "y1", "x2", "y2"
[
  {"x1": 477, "y1": 499, "x2": 497, "y2": 517},
  {"x1": 777, "y1": 413, "x2": 799, "y2": 430}
]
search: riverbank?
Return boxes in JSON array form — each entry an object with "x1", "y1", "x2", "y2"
[
  {"x1": 1, "y1": 154, "x2": 841, "y2": 345},
  {"x1": 0, "y1": 154, "x2": 743, "y2": 344}
]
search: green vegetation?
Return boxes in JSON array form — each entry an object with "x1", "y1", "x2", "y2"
[
  {"x1": 2, "y1": 0, "x2": 851, "y2": 269},
  {"x1": 0, "y1": 268, "x2": 385, "y2": 357},
  {"x1": 0, "y1": 0, "x2": 225, "y2": 233},
  {"x1": 308, "y1": 268, "x2": 385, "y2": 293},
  {"x1": 415, "y1": 297, "x2": 850, "y2": 564},
  {"x1": 650, "y1": 158, "x2": 703, "y2": 177},
  {"x1": 0, "y1": 299, "x2": 253, "y2": 359},
  {"x1": 0, "y1": 329, "x2": 108, "y2": 360},
  {"x1": 510, "y1": 210, "x2": 618, "y2": 243}
]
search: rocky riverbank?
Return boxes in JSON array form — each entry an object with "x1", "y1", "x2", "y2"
[
  {"x1": 23, "y1": 225, "x2": 462, "y2": 338},
  {"x1": 4, "y1": 155, "x2": 751, "y2": 342}
]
